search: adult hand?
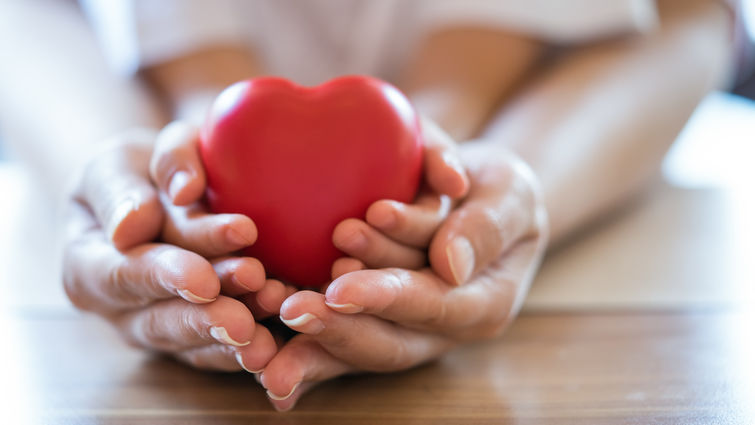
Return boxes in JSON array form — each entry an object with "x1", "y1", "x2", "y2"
[{"x1": 62, "y1": 128, "x2": 279, "y2": 372}]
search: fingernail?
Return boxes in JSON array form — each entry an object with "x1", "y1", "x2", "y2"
[
  {"x1": 446, "y1": 237, "x2": 475, "y2": 285},
  {"x1": 177, "y1": 289, "x2": 216, "y2": 303},
  {"x1": 267, "y1": 382, "x2": 300, "y2": 401},
  {"x1": 168, "y1": 170, "x2": 192, "y2": 201},
  {"x1": 235, "y1": 351, "x2": 263, "y2": 373},
  {"x1": 280, "y1": 313, "x2": 325, "y2": 334},
  {"x1": 210, "y1": 326, "x2": 250, "y2": 347},
  {"x1": 226, "y1": 226, "x2": 255, "y2": 247},
  {"x1": 325, "y1": 302, "x2": 363, "y2": 314},
  {"x1": 231, "y1": 273, "x2": 255, "y2": 292},
  {"x1": 371, "y1": 203, "x2": 398, "y2": 229},
  {"x1": 108, "y1": 196, "x2": 137, "y2": 238}
]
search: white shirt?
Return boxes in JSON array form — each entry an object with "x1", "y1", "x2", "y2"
[{"x1": 81, "y1": 0, "x2": 659, "y2": 85}]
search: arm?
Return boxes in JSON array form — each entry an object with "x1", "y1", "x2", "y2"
[
  {"x1": 399, "y1": 0, "x2": 733, "y2": 245},
  {"x1": 0, "y1": 1, "x2": 165, "y2": 197},
  {"x1": 483, "y1": 0, "x2": 733, "y2": 244}
]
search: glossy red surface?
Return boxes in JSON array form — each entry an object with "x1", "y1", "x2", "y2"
[{"x1": 200, "y1": 76, "x2": 423, "y2": 287}]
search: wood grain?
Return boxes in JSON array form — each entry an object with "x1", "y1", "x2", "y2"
[{"x1": 4, "y1": 310, "x2": 752, "y2": 424}]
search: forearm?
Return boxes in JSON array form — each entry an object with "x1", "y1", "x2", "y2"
[
  {"x1": 0, "y1": 1, "x2": 166, "y2": 196},
  {"x1": 482, "y1": 0, "x2": 733, "y2": 245}
]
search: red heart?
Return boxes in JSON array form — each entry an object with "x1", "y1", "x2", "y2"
[{"x1": 200, "y1": 76, "x2": 423, "y2": 287}]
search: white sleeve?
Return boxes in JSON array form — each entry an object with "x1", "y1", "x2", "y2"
[
  {"x1": 79, "y1": 0, "x2": 253, "y2": 75},
  {"x1": 416, "y1": 0, "x2": 659, "y2": 44}
]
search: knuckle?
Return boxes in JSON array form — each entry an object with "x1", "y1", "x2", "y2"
[
  {"x1": 326, "y1": 330, "x2": 355, "y2": 353},
  {"x1": 481, "y1": 205, "x2": 506, "y2": 235},
  {"x1": 467, "y1": 205, "x2": 507, "y2": 251},
  {"x1": 106, "y1": 261, "x2": 151, "y2": 309},
  {"x1": 139, "y1": 308, "x2": 176, "y2": 350},
  {"x1": 204, "y1": 223, "x2": 232, "y2": 256},
  {"x1": 380, "y1": 340, "x2": 413, "y2": 372},
  {"x1": 424, "y1": 299, "x2": 448, "y2": 329}
]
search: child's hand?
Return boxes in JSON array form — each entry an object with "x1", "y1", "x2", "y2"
[
  {"x1": 330, "y1": 119, "x2": 469, "y2": 276},
  {"x1": 62, "y1": 129, "x2": 279, "y2": 373},
  {"x1": 260, "y1": 141, "x2": 548, "y2": 411}
]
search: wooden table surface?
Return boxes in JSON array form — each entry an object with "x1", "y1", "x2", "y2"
[
  {"x1": 4, "y1": 310, "x2": 753, "y2": 425},
  {"x1": 1, "y1": 93, "x2": 754, "y2": 424}
]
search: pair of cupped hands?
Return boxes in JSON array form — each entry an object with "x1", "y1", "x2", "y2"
[{"x1": 63, "y1": 119, "x2": 548, "y2": 411}]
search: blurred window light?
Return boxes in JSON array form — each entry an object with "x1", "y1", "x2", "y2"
[{"x1": 662, "y1": 91, "x2": 755, "y2": 190}]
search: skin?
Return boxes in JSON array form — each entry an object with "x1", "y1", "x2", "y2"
[{"x1": 0, "y1": 0, "x2": 733, "y2": 412}]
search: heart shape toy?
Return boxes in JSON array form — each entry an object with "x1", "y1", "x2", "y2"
[{"x1": 200, "y1": 76, "x2": 423, "y2": 287}]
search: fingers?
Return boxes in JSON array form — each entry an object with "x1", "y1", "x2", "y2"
[
  {"x1": 75, "y1": 130, "x2": 163, "y2": 251},
  {"x1": 234, "y1": 325, "x2": 278, "y2": 373},
  {"x1": 175, "y1": 325, "x2": 278, "y2": 374},
  {"x1": 429, "y1": 148, "x2": 546, "y2": 286},
  {"x1": 162, "y1": 200, "x2": 257, "y2": 258},
  {"x1": 365, "y1": 190, "x2": 452, "y2": 248},
  {"x1": 211, "y1": 256, "x2": 266, "y2": 296},
  {"x1": 114, "y1": 296, "x2": 256, "y2": 352},
  {"x1": 238, "y1": 279, "x2": 294, "y2": 320},
  {"x1": 332, "y1": 219, "x2": 426, "y2": 270},
  {"x1": 167, "y1": 312, "x2": 278, "y2": 373},
  {"x1": 150, "y1": 121, "x2": 207, "y2": 206},
  {"x1": 323, "y1": 268, "x2": 468, "y2": 329},
  {"x1": 421, "y1": 118, "x2": 469, "y2": 199},
  {"x1": 331, "y1": 257, "x2": 365, "y2": 280},
  {"x1": 260, "y1": 335, "x2": 354, "y2": 411},
  {"x1": 279, "y1": 291, "x2": 451, "y2": 371},
  {"x1": 64, "y1": 209, "x2": 221, "y2": 314},
  {"x1": 150, "y1": 121, "x2": 258, "y2": 258},
  {"x1": 324, "y1": 239, "x2": 545, "y2": 339}
]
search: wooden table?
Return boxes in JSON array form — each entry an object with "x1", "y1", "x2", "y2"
[
  {"x1": 4, "y1": 310, "x2": 754, "y2": 425},
  {"x1": 1, "y1": 93, "x2": 754, "y2": 424}
]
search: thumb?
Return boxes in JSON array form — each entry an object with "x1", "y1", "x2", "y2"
[
  {"x1": 149, "y1": 121, "x2": 207, "y2": 206},
  {"x1": 428, "y1": 147, "x2": 547, "y2": 285},
  {"x1": 421, "y1": 118, "x2": 469, "y2": 199},
  {"x1": 76, "y1": 130, "x2": 164, "y2": 251}
]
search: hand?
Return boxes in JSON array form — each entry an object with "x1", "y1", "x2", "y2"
[
  {"x1": 330, "y1": 118, "x2": 470, "y2": 277},
  {"x1": 149, "y1": 122, "x2": 300, "y2": 322},
  {"x1": 62, "y1": 128, "x2": 279, "y2": 372},
  {"x1": 260, "y1": 141, "x2": 548, "y2": 411},
  {"x1": 144, "y1": 119, "x2": 476, "y2": 404}
]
